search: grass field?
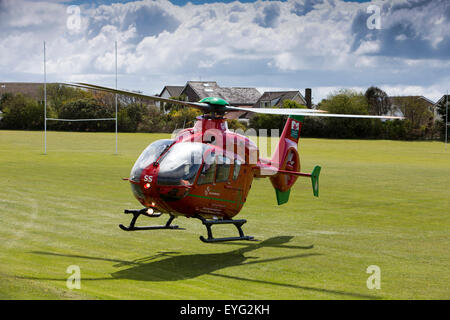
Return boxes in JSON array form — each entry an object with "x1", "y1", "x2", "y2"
[{"x1": 0, "y1": 130, "x2": 449, "y2": 300}]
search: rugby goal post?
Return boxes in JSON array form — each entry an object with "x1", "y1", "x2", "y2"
[{"x1": 43, "y1": 41, "x2": 119, "y2": 154}]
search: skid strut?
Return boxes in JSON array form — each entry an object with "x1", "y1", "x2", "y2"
[
  {"x1": 119, "y1": 208, "x2": 182, "y2": 231},
  {"x1": 194, "y1": 215, "x2": 257, "y2": 243}
]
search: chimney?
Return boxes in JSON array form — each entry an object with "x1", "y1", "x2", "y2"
[{"x1": 305, "y1": 88, "x2": 312, "y2": 109}]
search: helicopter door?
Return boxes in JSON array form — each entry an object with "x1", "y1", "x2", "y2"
[
  {"x1": 231, "y1": 159, "x2": 245, "y2": 210},
  {"x1": 197, "y1": 151, "x2": 240, "y2": 216},
  {"x1": 215, "y1": 155, "x2": 231, "y2": 183},
  {"x1": 193, "y1": 149, "x2": 218, "y2": 214},
  {"x1": 197, "y1": 149, "x2": 216, "y2": 185}
]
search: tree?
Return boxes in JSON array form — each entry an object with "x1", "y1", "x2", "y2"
[
  {"x1": 0, "y1": 93, "x2": 44, "y2": 130},
  {"x1": 169, "y1": 107, "x2": 202, "y2": 130},
  {"x1": 0, "y1": 93, "x2": 13, "y2": 112},
  {"x1": 435, "y1": 95, "x2": 449, "y2": 140},
  {"x1": 57, "y1": 98, "x2": 114, "y2": 132},
  {"x1": 91, "y1": 90, "x2": 117, "y2": 111},
  {"x1": 227, "y1": 119, "x2": 247, "y2": 131},
  {"x1": 39, "y1": 84, "x2": 92, "y2": 114},
  {"x1": 164, "y1": 95, "x2": 188, "y2": 113},
  {"x1": 118, "y1": 102, "x2": 148, "y2": 132},
  {"x1": 436, "y1": 95, "x2": 449, "y2": 119},
  {"x1": 365, "y1": 86, "x2": 391, "y2": 116},
  {"x1": 393, "y1": 97, "x2": 433, "y2": 139},
  {"x1": 137, "y1": 106, "x2": 171, "y2": 133},
  {"x1": 383, "y1": 119, "x2": 407, "y2": 140},
  {"x1": 319, "y1": 89, "x2": 373, "y2": 138}
]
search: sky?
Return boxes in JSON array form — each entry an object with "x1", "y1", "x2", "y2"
[{"x1": 0, "y1": 0, "x2": 449, "y2": 103}]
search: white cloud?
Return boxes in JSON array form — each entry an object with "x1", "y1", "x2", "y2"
[{"x1": 0, "y1": 0, "x2": 448, "y2": 102}]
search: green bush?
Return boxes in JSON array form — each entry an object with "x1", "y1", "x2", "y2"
[
  {"x1": 0, "y1": 93, "x2": 44, "y2": 130},
  {"x1": 39, "y1": 84, "x2": 93, "y2": 114},
  {"x1": 319, "y1": 89, "x2": 372, "y2": 139},
  {"x1": 168, "y1": 107, "x2": 202, "y2": 130},
  {"x1": 227, "y1": 119, "x2": 248, "y2": 131},
  {"x1": 382, "y1": 119, "x2": 407, "y2": 140},
  {"x1": 118, "y1": 103, "x2": 148, "y2": 132},
  {"x1": 137, "y1": 106, "x2": 171, "y2": 133},
  {"x1": 55, "y1": 98, "x2": 114, "y2": 132}
]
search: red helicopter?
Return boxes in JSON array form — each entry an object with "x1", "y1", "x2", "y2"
[{"x1": 70, "y1": 83, "x2": 402, "y2": 243}]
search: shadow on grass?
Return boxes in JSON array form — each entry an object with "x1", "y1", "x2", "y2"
[{"x1": 26, "y1": 236, "x2": 379, "y2": 299}]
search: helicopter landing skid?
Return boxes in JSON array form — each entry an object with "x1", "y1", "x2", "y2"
[
  {"x1": 119, "y1": 209, "x2": 183, "y2": 231},
  {"x1": 194, "y1": 215, "x2": 258, "y2": 243}
]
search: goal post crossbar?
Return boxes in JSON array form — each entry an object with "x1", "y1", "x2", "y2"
[{"x1": 46, "y1": 118, "x2": 116, "y2": 122}]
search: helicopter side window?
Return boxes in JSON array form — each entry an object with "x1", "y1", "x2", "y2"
[
  {"x1": 233, "y1": 159, "x2": 241, "y2": 180},
  {"x1": 216, "y1": 155, "x2": 231, "y2": 183},
  {"x1": 197, "y1": 151, "x2": 217, "y2": 185}
]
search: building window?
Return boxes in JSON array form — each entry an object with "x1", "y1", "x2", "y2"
[{"x1": 261, "y1": 101, "x2": 270, "y2": 108}]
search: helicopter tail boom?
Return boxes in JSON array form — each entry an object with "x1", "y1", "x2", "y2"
[{"x1": 268, "y1": 115, "x2": 320, "y2": 204}]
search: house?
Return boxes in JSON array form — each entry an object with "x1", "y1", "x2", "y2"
[
  {"x1": 254, "y1": 90, "x2": 309, "y2": 109},
  {"x1": 389, "y1": 96, "x2": 436, "y2": 120},
  {"x1": 179, "y1": 81, "x2": 261, "y2": 107},
  {"x1": 0, "y1": 82, "x2": 44, "y2": 101},
  {"x1": 181, "y1": 81, "x2": 261, "y2": 119},
  {"x1": 159, "y1": 85, "x2": 184, "y2": 99},
  {"x1": 157, "y1": 81, "x2": 261, "y2": 118},
  {"x1": 156, "y1": 85, "x2": 184, "y2": 110},
  {"x1": 433, "y1": 95, "x2": 449, "y2": 121},
  {"x1": 235, "y1": 88, "x2": 313, "y2": 122}
]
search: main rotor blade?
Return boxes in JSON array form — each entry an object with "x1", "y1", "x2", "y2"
[
  {"x1": 226, "y1": 106, "x2": 404, "y2": 120},
  {"x1": 64, "y1": 82, "x2": 210, "y2": 111},
  {"x1": 226, "y1": 106, "x2": 326, "y2": 114}
]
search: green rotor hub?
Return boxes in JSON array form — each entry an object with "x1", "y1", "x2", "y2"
[{"x1": 199, "y1": 97, "x2": 230, "y2": 106}]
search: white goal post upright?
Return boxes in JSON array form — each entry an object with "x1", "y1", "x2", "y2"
[
  {"x1": 115, "y1": 40, "x2": 118, "y2": 155},
  {"x1": 446, "y1": 90, "x2": 448, "y2": 151},
  {"x1": 44, "y1": 41, "x2": 47, "y2": 154},
  {"x1": 43, "y1": 41, "x2": 119, "y2": 154}
]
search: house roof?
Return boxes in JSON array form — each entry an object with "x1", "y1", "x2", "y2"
[
  {"x1": 255, "y1": 91, "x2": 306, "y2": 107},
  {"x1": 0, "y1": 82, "x2": 45, "y2": 100},
  {"x1": 217, "y1": 87, "x2": 261, "y2": 105},
  {"x1": 184, "y1": 81, "x2": 221, "y2": 99},
  {"x1": 182, "y1": 81, "x2": 261, "y2": 105},
  {"x1": 389, "y1": 95, "x2": 435, "y2": 106},
  {"x1": 435, "y1": 95, "x2": 449, "y2": 106},
  {"x1": 159, "y1": 85, "x2": 184, "y2": 98}
]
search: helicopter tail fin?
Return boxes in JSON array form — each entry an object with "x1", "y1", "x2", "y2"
[{"x1": 270, "y1": 115, "x2": 304, "y2": 205}]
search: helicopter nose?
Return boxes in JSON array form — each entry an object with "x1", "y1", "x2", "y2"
[
  {"x1": 143, "y1": 182, "x2": 151, "y2": 190},
  {"x1": 142, "y1": 174, "x2": 154, "y2": 190}
]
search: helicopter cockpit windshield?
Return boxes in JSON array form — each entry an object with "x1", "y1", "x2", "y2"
[
  {"x1": 130, "y1": 139, "x2": 174, "y2": 183},
  {"x1": 158, "y1": 142, "x2": 209, "y2": 186}
]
